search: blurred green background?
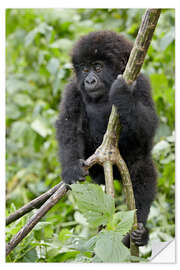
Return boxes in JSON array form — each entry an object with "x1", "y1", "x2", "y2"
[{"x1": 6, "y1": 9, "x2": 175, "y2": 262}]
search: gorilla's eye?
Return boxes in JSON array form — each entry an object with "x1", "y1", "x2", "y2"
[
  {"x1": 93, "y1": 62, "x2": 103, "y2": 72},
  {"x1": 81, "y1": 65, "x2": 89, "y2": 73}
]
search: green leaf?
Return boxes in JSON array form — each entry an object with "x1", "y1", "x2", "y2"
[
  {"x1": 14, "y1": 94, "x2": 33, "y2": 107},
  {"x1": 47, "y1": 58, "x2": 60, "y2": 75},
  {"x1": 74, "y1": 254, "x2": 92, "y2": 263},
  {"x1": 6, "y1": 104, "x2": 21, "y2": 120},
  {"x1": 160, "y1": 153, "x2": 175, "y2": 164},
  {"x1": 48, "y1": 251, "x2": 80, "y2": 262},
  {"x1": 160, "y1": 28, "x2": 175, "y2": 51},
  {"x1": 94, "y1": 231, "x2": 130, "y2": 262},
  {"x1": 69, "y1": 235, "x2": 98, "y2": 253},
  {"x1": 49, "y1": 38, "x2": 73, "y2": 51},
  {"x1": 10, "y1": 121, "x2": 30, "y2": 140},
  {"x1": 25, "y1": 22, "x2": 52, "y2": 46},
  {"x1": 71, "y1": 183, "x2": 115, "y2": 227},
  {"x1": 167, "y1": 131, "x2": 175, "y2": 143},
  {"x1": 31, "y1": 118, "x2": 52, "y2": 137},
  {"x1": 6, "y1": 77, "x2": 34, "y2": 94},
  {"x1": 52, "y1": 69, "x2": 66, "y2": 96},
  {"x1": 74, "y1": 211, "x2": 88, "y2": 226},
  {"x1": 151, "y1": 73, "x2": 174, "y2": 110},
  {"x1": 58, "y1": 228, "x2": 71, "y2": 243},
  {"x1": 112, "y1": 210, "x2": 136, "y2": 235},
  {"x1": 22, "y1": 248, "x2": 38, "y2": 262},
  {"x1": 85, "y1": 235, "x2": 99, "y2": 251},
  {"x1": 154, "y1": 123, "x2": 171, "y2": 142},
  {"x1": 152, "y1": 140, "x2": 170, "y2": 157}
]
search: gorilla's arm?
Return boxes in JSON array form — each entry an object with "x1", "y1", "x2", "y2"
[
  {"x1": 56, "y1": 81, "x2": 87, "y2": 184},
  {"x1": 109, "y1": 74, "x2": 158, "y2": 151},
  {"x1": 110, "y1": 74, "x2": 158, "y2": 247}
]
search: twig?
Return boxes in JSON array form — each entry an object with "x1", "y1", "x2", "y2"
[
  {"x1": 6, "y1": 182, "x2": 68, "y2": 256},
  {"x1": 123, "y1": 9, "x2": 161, "y2": 84},
  {"x1": 6, "y1": 182, "x2": 63, "y2": 226}
]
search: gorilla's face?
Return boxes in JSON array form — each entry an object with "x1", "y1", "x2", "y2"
[
  {"x1": 71, "y1": 31, "x2": 133, "y2": 101},
  {"x1": 75, "y1": 60, "x2": 115, "y2": 100}
]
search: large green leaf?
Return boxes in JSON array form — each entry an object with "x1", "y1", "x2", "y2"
[
  {"x1": 94, "y1": 231, "x2": 130, "y2": 262},
  {"x1": 112, "y1": 210, "x2": 136, "y2": 235},
  {"x1": 31, "y1": 118, "x2": 52, "y2": 137},
  {"x1": 71, "y1": 183, "x2": 115, "y2": 227}
]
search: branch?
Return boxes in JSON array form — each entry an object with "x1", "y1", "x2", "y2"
[
  {"x1": 123, "y1": 9, "x2": 161, "y2": 84},
  {"x1": 6, "y1": 182, "x2": 63, "y2": 226},
  {"x1": 6, "y1": 182, "x2": 68, "y2": 257},
  {"x1": 84, "y1": 9, "x2": 161, "y2": 257}
]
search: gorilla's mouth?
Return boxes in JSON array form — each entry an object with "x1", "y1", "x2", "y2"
[
  {"x1": 88, "y1": 87, "x2": 100, "y2": 92},
  {"x1": 86, "y1": 88, "x2": 107, "y2": 100},
  {"x1": 86, "y1": 82, "x2": 106, "y2": 94}
]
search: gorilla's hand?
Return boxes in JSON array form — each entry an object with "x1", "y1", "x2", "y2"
[
  {"x1": 62, "y1": 159, "x2": 89, "y2": 185},
  {"x1": 122, "y1": 223, "x2": 149, "y2": 248},
  {"x1": 109, "y1": 74, "x2": 137, "y2": 119},
  {"x1": 131, "y1": 223, "x2": 149, "y2": 246},
  {"x1": 110, "y1": 74, "x2": 136, "y2": 98}
]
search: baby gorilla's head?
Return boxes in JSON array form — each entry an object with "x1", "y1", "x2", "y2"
[{"x1": 71, "y1": 31, "x2": 133, "y2": 101}]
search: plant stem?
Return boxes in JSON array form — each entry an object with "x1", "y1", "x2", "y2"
[
  {"x1": 6, "y1": 182, "x2": 63, "y2": 225},
  {"x1": 6, "y1": 183, "x2": 68, "y2": 256}
]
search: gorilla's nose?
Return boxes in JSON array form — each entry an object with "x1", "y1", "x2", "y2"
[{"x1": 85, "y1": 76, "x2": 97, "y2": 85}]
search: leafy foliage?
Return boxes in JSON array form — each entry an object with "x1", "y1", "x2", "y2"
[
  {"x1": 70, "y1": 184, "x2": 136, "y2": 262},
  {"x1": 94, "y1": 231, "x2": 129, "y2": 262},
  {"x1": 71, "y1": 183, "x2": 115, "y2": 227},
  {"x1": 6, "y1": 9, "x2": 175, "y2": 262}
]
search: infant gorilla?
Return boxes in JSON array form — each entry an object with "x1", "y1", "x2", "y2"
[{"x1": 56, "y1": 31, "x2": 158, "y2": 247}]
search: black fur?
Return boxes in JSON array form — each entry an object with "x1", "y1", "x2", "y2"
[{"x1": 56, "y1": 31, "x2": 158, "y2": 247}]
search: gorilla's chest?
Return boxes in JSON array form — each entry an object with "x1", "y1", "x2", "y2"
[{"x1": 85, "y1": 103, "x2": 111, "y2": 145}]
